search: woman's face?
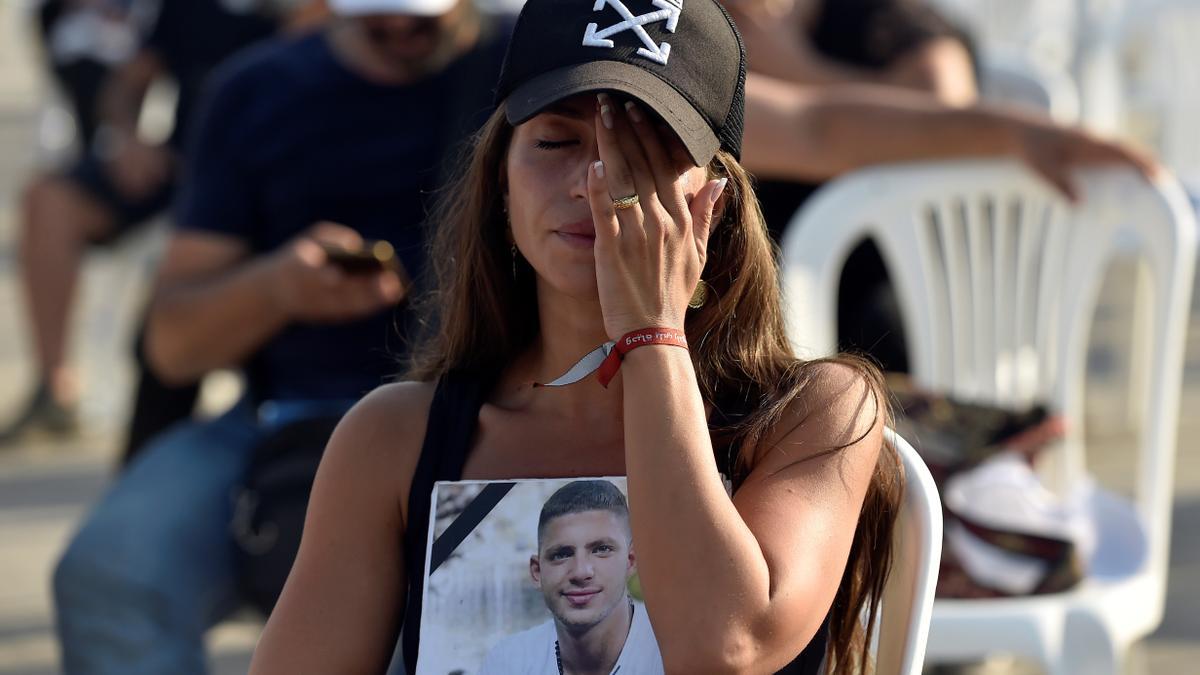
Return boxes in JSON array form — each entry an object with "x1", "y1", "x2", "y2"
[{"x1": 504, "y1": 94, "x2": 709, "y2": 299}]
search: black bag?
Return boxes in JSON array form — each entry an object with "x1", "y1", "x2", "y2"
[{"x1": 231, "y1": 416, "x2": 341, "y2": 615}]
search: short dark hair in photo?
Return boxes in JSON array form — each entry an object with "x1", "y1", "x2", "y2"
[{"x1": 537, "y1": 480, "x2": 630, "y2": 545}]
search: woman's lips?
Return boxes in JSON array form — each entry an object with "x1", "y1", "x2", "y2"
[{"x1": 554, "y1": 220, "x2": 596, "y2": 249}]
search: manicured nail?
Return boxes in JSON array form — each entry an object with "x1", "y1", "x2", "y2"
[
  {"x1": 594, "y1": 160, "x2": 605, "y2": 178},
  {"x1": 711, "y1": 178, "x2": 727, "y2": 203},
  {"x1": 600, "y1": 104, "x2": 613, "y2": 129},
  {"x1": 597, "y1": 94, "x2": 614, "y2": 129},
  {"x1": 624, "y1": 100, "x2": 643, "y2": 123}
]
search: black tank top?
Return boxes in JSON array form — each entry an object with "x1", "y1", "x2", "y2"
[{"x1": 398, "y1": 371, "x2": 829, "y2": 674}]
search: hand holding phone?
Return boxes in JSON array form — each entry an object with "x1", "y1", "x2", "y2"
[
  {"x1": 319, "y1": 240, "x2": 399, "y2": 275},
  {"x1": 270, "y1": 223, "x2": 410, "y2": 323}
]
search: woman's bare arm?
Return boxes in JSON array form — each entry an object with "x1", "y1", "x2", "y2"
[
  {"x1": 621, "y1": 355, "x2": 883, "y2": 672},
  {"x1": 249, "y1": 381, "x2": 434, "y2": 674}
]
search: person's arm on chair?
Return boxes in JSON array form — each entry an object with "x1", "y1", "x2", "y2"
[{"x1": 741, "y1": 73, "x2": 1159, "y2": 201}]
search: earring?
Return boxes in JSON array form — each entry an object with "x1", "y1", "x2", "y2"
[
  {"x1": 688, "y1": 279, "x2": 710, "y2": 309},
  {"x1": 511, "y1": 244, "x2": 518, "y2": 280}
]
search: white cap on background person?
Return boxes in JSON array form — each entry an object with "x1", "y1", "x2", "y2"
[{"x1": 328, "y1": 0, "x2": 459, "y2": 18}]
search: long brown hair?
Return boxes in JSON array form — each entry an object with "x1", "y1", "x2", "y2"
[{"x1": 408, "y1": 105, "x2": 902, "y2": 673}]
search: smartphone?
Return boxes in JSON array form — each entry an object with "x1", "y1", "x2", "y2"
[{"x1": 319, "y1": 240, "x2": 400, "y2": 276}]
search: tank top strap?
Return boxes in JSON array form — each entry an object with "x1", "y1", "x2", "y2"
[{"x1": 399, "y1": 368, "x2": 496, "y2": 673}]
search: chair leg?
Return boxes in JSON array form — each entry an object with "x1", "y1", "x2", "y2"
[
  {"x1": 1060, "y1": 617, "x2": 1127, "y2": 675},
  {"x1": 1124, "y1": 640, "x2": 1149, "y2": 675}
]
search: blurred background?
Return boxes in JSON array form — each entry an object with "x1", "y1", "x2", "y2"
[{"x1": 0, "y1": 0, "x2": 1197, "y2": 673}]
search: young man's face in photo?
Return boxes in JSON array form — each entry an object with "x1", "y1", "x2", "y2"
[{"x1": 531, "y1": 509, "x2": 635, "y2": 631}]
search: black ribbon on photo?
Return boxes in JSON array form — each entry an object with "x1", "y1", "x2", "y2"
[{"x1": 428, "y1": 481, "x2": 517, "y2": 575}]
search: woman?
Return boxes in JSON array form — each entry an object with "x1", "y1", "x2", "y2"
[{"x1": 250, "y1": 0, "x2": 900, "y2": 672}]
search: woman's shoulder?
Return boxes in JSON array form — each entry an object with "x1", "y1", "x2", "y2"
[
  {"x1": 320, "y1": 380, "x2": 439, "y2": 523},
  {"x1": 763, "y1": 358, "x2": 887, "y2": 461},
  {"x1": 335, "y1": 380, "x2": 438, "y2": 444},
  {"x1": 349, "y1": 379, "x2": 438, "y2": 422},
  {"x1": 796, "y1": 357, "x2": 884, "y2": 403}
]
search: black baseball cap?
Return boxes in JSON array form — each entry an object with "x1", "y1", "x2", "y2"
[{"x1": 494, "y1": 0, "x2": 746, "y2": 166}]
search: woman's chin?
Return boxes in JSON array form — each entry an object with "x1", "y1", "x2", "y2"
[{"x1": 534, "y1": 270, "x2": 600, "y2": 302}]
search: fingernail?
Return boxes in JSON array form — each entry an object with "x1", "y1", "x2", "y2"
[
  {"x1": 600, "y1": 103, "x2": 613, "y2": 130},
  {"x1": 624, "y1": 101, "x2": 643, "y2": 123},
  {"x1": 711, "y1": 177, "x2": 728, "y2": 203},
  {"x1": 594, "y1": 160, "x2": 605, "y2": 178}
]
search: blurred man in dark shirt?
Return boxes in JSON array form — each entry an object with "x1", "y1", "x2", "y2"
[{"x1": 51, "y1": 1, "x2": 510, "y2": 672}]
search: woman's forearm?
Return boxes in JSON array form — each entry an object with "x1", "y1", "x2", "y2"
[{"x1": 620, "y1": 346, "x2": 779, "y2": 671}]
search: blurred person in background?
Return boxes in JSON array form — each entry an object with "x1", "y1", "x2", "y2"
[
  {"x1": 733, "y1": 0, "x2": 978, "y2": 106},
  {"x1": 730, "y1": 0, "x2": 979, "y2": 240},
  {"x1": 3, "y1": 0, "x2": 281, "y2": 451},
  {"x1": 727, "y1": 0, "x2": 1158, "y2": 372},
  {"x1": 32, "y1": 0, "x2": 145, "y2": 152},
  {"x1": 51, "y1": 0, "x2": 511, "y2": 672}
]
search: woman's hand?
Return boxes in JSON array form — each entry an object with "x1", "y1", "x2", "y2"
[{"x1": 586, "y1": 94, "x2": 727, "y2": 341}]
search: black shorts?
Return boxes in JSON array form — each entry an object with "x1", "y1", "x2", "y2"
[{"x1": 65, "y1": 151, "x2": 176, "y2": 245}]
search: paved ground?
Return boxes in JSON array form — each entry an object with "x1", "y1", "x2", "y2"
[{"x1": 0, "y1": 2, "x2": 1197, "y2": 674}]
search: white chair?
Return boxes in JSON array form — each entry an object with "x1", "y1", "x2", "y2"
[
  {"x1": 780, "y1": 160, "x2": 1197, "y2": 675},
  {"x1": 875, "y1": 429, "x2": 943, "y2": 675}
]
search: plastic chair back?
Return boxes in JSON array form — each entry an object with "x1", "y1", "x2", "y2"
[
  {"x1": 781, "y1": 161, "x2": 1196, "y2": 594},
  {"x1": 874, "y1": 430, "x2": 943, "y2": 675}
]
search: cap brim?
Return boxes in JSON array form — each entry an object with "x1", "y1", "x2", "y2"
[
  {"x1": 504, "y1": 61, "x2": 720, "y2": 167},
  {"x1": 328, "y1": 0, "x2": 457, "y2": 18}
]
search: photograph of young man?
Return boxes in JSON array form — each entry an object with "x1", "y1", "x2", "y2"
[{"x1": 479, "y1": 480, "x2": 663, "y2": 674}]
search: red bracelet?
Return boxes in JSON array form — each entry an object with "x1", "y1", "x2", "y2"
[
  {"x1": 533, "y1": 327, "x2": 689, "y2": 389},
  {"x1": 595, "y1": 327, "x2": 688, "y2": 387}
]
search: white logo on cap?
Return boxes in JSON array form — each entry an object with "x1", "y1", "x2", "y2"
[{"x1": 582, "y1": 0, "x2": 683, "y2": 66}]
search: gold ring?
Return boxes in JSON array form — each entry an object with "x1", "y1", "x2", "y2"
[{"x1": 612, "y1": 194, "x2": 640, "y2": 210}]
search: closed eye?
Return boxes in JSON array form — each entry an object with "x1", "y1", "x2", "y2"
[{"x1": 535, "y1": 139, "x2": 579, "y2": 150}]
